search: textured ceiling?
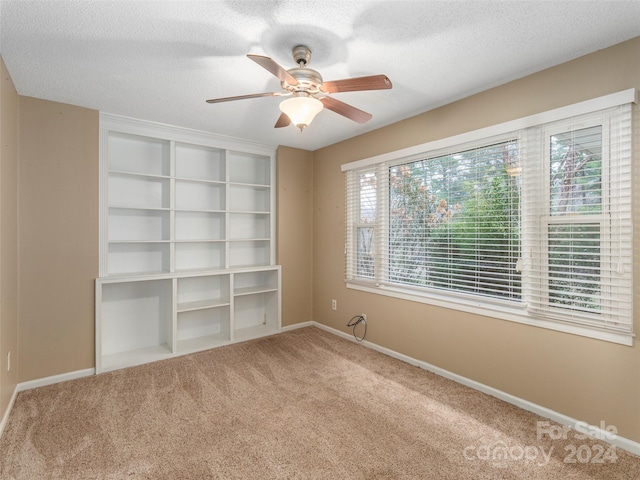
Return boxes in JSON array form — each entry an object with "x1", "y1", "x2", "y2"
[{"x1": 2, "y1": 0, "x2": 640, "y2": 151}]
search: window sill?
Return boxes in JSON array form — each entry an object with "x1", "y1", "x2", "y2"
[{"x1": 346, "y1": 281, "x2": 634, "y2": 346}]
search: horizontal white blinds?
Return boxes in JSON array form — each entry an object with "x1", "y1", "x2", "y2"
[
  {"x1": 380, "y1": 138, "x2": 522, "y2": 302},
  {"x1": 345, "y1": 169, "x2": 378, "y2": 281},
  {"x1": 521, "y1": 105, "x2": 633, "y2": 331},
  {"x1": 345, "y1": 99, "x2": 634, "y2": 336}
]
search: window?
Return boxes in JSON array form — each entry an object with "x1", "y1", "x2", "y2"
[
  {"x1": 387, "y1": 139, "x2": 521, "y2": 301},
  {"x1": 344, "y1": 93, "x2": 634, "y2": 344}
]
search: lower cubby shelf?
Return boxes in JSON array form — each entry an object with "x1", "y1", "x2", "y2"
[
  {"x1": 177, "y1": 334, "x2": 230, "y2": 355},
  {"x1": 101, "y1": 344, "x2": 173, "y2": 372},
  {"x1": 96, "y1": 266, "x2": 281, "y2": 373},
  {"x1": 234, "y1": 323, "x2": 280, "y2": 343}
]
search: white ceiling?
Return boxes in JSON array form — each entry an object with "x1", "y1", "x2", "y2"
[{"x1": 2, "y1": 1, "x2": 640, "y2": 151}]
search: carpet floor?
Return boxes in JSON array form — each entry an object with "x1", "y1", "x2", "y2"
[{"x1": 1, "y1": 326, "x2": 639, "y2": 479}]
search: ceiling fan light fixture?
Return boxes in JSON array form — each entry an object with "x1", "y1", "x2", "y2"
[{"x1": 279, "y1": 96, "x2": 323, "y2": 131}]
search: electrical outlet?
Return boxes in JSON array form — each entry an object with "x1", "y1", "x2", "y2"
[
  {"x1": 7, "y1": 351, "x2": 10, "y2": 372},
  {"x1": 331, "y1": 299, "x2": 337, "y2": 310}
]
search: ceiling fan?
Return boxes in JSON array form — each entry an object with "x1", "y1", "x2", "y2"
[{"x1": 206, "y1": 45, "x2": 392, "y2": 131}]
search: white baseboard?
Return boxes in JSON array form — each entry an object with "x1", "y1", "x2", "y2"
[
  {"x1": 282, "y1": 321, "x2": 314, "y2": 332},
  {"x1": 311, "y1": 321, "x2": 640, "y2": 457},
  {"x1": 0, "y1": 385, "x2": 18, "y2": 439},
  {"x1": 16, "y1": 368, "x2": 95, "y2": 392}
]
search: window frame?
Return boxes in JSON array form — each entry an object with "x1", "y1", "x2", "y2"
[{"x1": 342, "y1": 90, "x2": 636, "y2": 346}]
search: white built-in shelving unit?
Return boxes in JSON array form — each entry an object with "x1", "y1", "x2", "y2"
[{"x1": 96, "y1": 114, "x2": 281, "y2": 373}]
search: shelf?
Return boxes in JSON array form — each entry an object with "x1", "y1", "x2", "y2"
[
  {"x1": 99, "y1": 270, "x2": 172, "y2": 279},
  {"x1": 176, "y1": 272, "x2": 230, "y2": 306},
  {"x1": 229, "y1": 213, "x2": 269, "y2": 240},
  {"x1": 234, "y1": 324, "x2": 279, "y2": 343},
  {"x1": 174, "y1": 239, "x2": 226, "y2": 243},
  {"x1": 108, "y1": 242, "x2": 170, "y2": 275},
  {"x1": 228, "y1": 184, "x2": 270, "y2": 212},
  {"x1": 234, "y1": 288, "x2": 278, "y2": 333},
  {"x1": 108, "y1": 170, "x2": 171, "y2": 180},
  {"x1": 177, "y1": 299, "x2": 230, "y2": 312},
  {"x1": 109, "y1": 206, "x2": 171, "y2": 212},
  {"x1": 99, "y1": 279, "x2": 173, "y2": 372},
  {"x1": 177, "y1": 307, "x2": 231, "y2": 351},
  {"x1": 234, "y1": 270, "x2": 278, "y2": 295},
  {"x1": 175, "y1": 242, "x2": 225, "y2": 271},
  {"x1": 101, "y1": 344, "x2": 172, "y2": 372},
  {"x1": 177, "y1": 334, "x2": 229, "y2": 355},
  {"x1": 228, "y1": 181, "x2": 270, "y2": 188},
  {"x1": 109, "y1": 240, "x2": 172, "y2": 244},
  {"x1": 175, "y1": 211, "x2": 225, "y2": 241},
  {"x1": 109, "y1": 173, "x2": 170, "y2": 210},
  {"x1": 227, "y1": 151, "x2": 270, "y2": 185},
  {"x1": 229, "y1": 241, "x2": 270, "y2": 268},
  {"x1": 234, "y1": 286, "x2": 278, "y2": 296},
  {"x1": 174, "y1": 208, "x2": 226, "y2": 213},
  {"x1": 108, "y1": 132, "x2": 170, "y2": 177},
  {"x1": 175, "y1": 180, "x2": 225, "y2": 211},
  {"x1": 173, "y1": 177, "x2": 226, "y2": 186},
  {"x1": 175, "y1": 143, "x2": 225, "y2": 182}
]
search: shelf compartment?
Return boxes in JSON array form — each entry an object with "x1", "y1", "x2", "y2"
[
  {"x1": 177, "y1": 306, "x2": 231, "y2": 354},
  {"x1": 228, "y1": 151, "x2": 270, "y2": 185},
  {"x1": 108, "y1": 242, "x2": 170, "y2": 275},
  {"x1": 228, "y1": 240, "x2": 270, "y2": 268},
  {"x1": 175, "y1": 143, "x2": 225, "y2": 182},
  {"x1": 177, "y1": 275, "x2": 230, "y2": 310},
  {"x1": 175, "y1": 180, "x2": 225, "y2": 211},
  {"x1": 109, "y1": 208, "x2": 170, "y2": 241},
  {"x1": 234, "y1": 269, "x2": 279, "y2": 295},
  {"x1": 229, "y1": 213, "x2": 269, "y2": 240},
  {"x1": 228, "y1": 184, "x2": 270, "y2": 213},
  {"x1": 100, "y1": 279, "x2": 173, "y2": 367},
  {"x1": 108, "y1": 132, "x2": 170, "y2": 176},
  {"x1": 175, "y1": 211, "x2": 225, "y2": 241},
  {"x1": 109, "y1": 173, "x2": 170, "y2": 209},
  {"x1": 233, "y1": 291, "x2": 279, "y2": 340},
  {"x1": 101, "y1": 344, "x2": 172, "y2": 372},
  {"x1": 175, "y1": 242, "x2": 225, "y2": 271}
]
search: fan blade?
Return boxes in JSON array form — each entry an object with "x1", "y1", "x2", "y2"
[
  {"x1": 274, "y1": 113, "x2": 291, "y2": 128},
  {"x1": 247, "y1": 54, "x2": 298, "y2": 85},
  {"x1": 206, "y1": 92, "x2": 282, "y2": 104},
  {"x1": 320, "y1": 97, "x2": 372, "y2": 124},
  {"x1": 320, "y1": 74, "x2": 392, "y2": 93}
]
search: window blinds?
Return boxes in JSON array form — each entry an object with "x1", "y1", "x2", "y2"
[
  {"x1": 344, "y1": 93, "x2": 634, "y2": 339},
  {"x1": 521, "y1": 105, "x2": 633, "y2": 332},
  {"x1": 383, "y1": 138, "x2": 521, "y2": 301}
]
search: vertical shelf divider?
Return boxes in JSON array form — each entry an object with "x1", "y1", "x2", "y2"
[
  {"x1": 170, "y1": 277, "x2": 178, "y2": 353},
  {"x1": 229, "y1": 272, "x2": 235, "y2": 342},
  {"x1": 170, "y1": 140, "x2": 177, "y2": 274}
]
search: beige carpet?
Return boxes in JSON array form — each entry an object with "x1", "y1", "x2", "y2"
[{"x1": 1, "y1": 326, "x2": 639, "y2": 479}]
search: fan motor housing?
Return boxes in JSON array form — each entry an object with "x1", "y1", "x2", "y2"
[{"x1": 283, "y1": 67, "x2": 323, "y2": 95}]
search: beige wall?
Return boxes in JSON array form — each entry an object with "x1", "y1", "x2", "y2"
[
  {"x1": 0, "y1": 58, "x2": 19, "y2": 421},
  {"x1": 276, "y1": 146, "x2": 313, "y2": 326},
  {"x1": 312, "y1": 37, "x2": 640, "y2": 442},
  {"x1": 18, "y1": 97, "x2": 99, "y2": 382}
]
